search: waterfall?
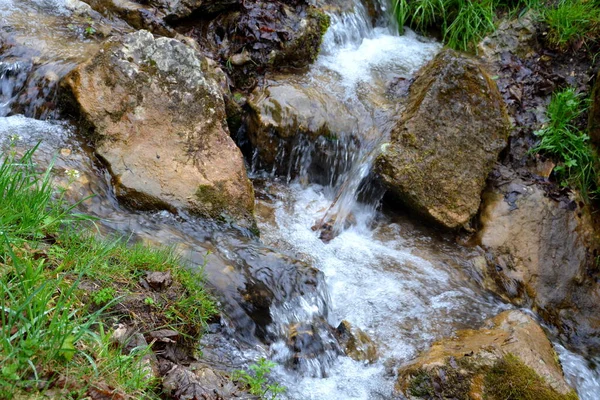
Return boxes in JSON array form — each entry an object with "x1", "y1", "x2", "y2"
[{"x1": 2, "y1": 1, "x2": 600, "y2": 400}]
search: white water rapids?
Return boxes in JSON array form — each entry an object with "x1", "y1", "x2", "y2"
[{"x1": 1, "y1": 0, "x2": 600, "y2": 399}]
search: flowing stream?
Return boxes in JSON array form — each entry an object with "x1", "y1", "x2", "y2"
[{"x1": 1, "y1": 0, "x2": 600, "y2": 399}]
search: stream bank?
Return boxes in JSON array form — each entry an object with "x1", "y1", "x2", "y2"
[{"x1": 2, "y1": 0, "x2": 600, "y2": 399}]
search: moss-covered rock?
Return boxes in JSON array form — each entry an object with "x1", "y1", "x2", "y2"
[
  {"x1": 375, "y1": 49, "x2": 510, "y2": 229},
  {"x1": 397, "y1": 311, "x2": 578, "y2": 399},
  {"x1": 61, "y1": 30, "x2": 255, "y2": 226}
]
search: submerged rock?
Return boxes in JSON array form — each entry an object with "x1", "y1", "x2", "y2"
[
  {"x1": 61, "y1": 30, "x2": 255, "y2": 226},
  {"x1": 206, "y1": 239, "x2": 339, "y2": 375},
  {"x1": 476, "y1": 166, "x2": 600, "y2": 353},
  {"x1": 397, "y1": 310, "x2": 577, "y2": 399},
  {"x1": 336, "y1": 320, "x2": 379, "y2": 364},
  {"x1": 376, "y1": 49, "x2": 510, "y2": 229}
]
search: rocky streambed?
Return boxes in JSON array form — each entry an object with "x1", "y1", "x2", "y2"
[{"x1": 1, "y1": 0, "x2": 600, "y2": 399}]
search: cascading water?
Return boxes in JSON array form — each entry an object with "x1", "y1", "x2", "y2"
[
  {"x1": 249, "y1": 1, "x2": 600, "y2": 399},
  {"x1": 2, "y1": 1, "x2": 600, "y2": 399}
]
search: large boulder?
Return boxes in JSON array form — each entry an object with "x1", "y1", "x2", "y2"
[
  {"x1": 476, "y1": 166, "x2": 600, "y2": 353},
  {"x1": 61, "y1": 30, "x2": 255, "y2": 226},
  {"x1": 376, "y1": 49, "x2": 510, "y2": 229},
  {"x1": 396, "y1": 310, "x2": 577, "y2": 399}
]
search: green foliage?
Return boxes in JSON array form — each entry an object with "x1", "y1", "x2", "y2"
[
  {"x1": 92, "y1": 287, "x2": 117, "y2": 306},
  {"x1": 0, "y1": 146, "x2": 215, "y2": 398},
  {"x1": 79, "y1": 324, "x2": 159, "y2": 397},
  {"x1": 532, "y1": 87, "x2": 599, "y2": 200},
  {"x1": 0, "y1": 145, "x2": 89, "y2": 243},
  {"x1": 233, "y1": 358, "x2": 286, "y2": 400},
  {"x1": 56, "y1": 232, "x2": 217, "y2": 334},
  {"x1": 445, "y1": 0, "x2": 496, "y2": 52},
  {"x1": 485, "y1": 354, "x2": 579, "y2": 400},
  {"x1": 393, "y1": 0, "x2": 533, "y2": 51},
  {"x1": 393, "y1": 0, "x2": 600, "y2": 52},
  {"x1": 544, "y1": 0, "x2": 600, "y2": 49},
  {"x1": 0, "y1": 244, "x2": 101, "y2": 396}
]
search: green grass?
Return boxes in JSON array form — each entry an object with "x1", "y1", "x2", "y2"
[
  {"x1": 0, "y1": 146, "x2": 216, "y2": 398},
  {"x1": 532, "y1": 87, "x2": 599, "y2": 200},
  {"x1": 393, "y1": 0, "x2": 537, "y2": 51},
  {"x1": 393, "y1": 0, "x2": 600, "y2": 51},
  {"x1": 545, "y1": 0, "x2": 600, "y2": 49},
  {"x1": 445, "y1": 0, "x2": 496, "y2": 52},
  {"x1": 233, "y1": 358, "x2": 286, "y2": 400}
]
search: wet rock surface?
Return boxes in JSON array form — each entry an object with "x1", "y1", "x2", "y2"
[
  {"x1": 82, "y1": 0, "x2": 177, "y2": 36},
  {"x1": 396, "y1": 310, "x2": 577, "y2": 399},
  {"x1": 473, "y1": 13, "x2": 600, "y2": 356},
  {"x1": 61, "y1": 30, "x2": 255, "y2": 226},
  {"x1": 245, "y1": 75, "x2": 364, "y2": 173},
  {"x1": 376, "y1": 49, "x2": 510, "y2": 229},
  {"x1": 476, "y1": 166, "x2": 600, "y2": 354},
  {"x1": 336, "y1": 320, "x2": 379, "y2": 364},
  {"x1": 209, "y1": 239, "x2": 336, "y2": 351},
  {"x1": 179, "y1": 0, "x2": 330, "y2": 90}
]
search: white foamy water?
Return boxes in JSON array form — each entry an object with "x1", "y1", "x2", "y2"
[
  {"x1": 318, "y1": 27, "x2": 440, "y2": 93},
  {"x1": 556, "y1": 344, "x2": 600, "y2": 400},
  {"x1": 3, "y1": 1, "x2": 600, "y2": 399},
  {"x1": 256, "y1": 182, "x2": 508, "y2": 399}
]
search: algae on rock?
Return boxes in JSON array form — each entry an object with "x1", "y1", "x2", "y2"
[
  {"x1": 61, "y1": 30, "x2": 255, "y2": 226},
  {"x1": 376, "y1": 49, "x2": 510, "y2": 229},
  {"x1": 397, "y1": 310, "x2": 578, "y2": 399}
]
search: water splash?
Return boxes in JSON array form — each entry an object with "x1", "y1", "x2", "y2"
[
  {"x1": 556, "y1": 343, "x2": 600, "y2": 400},
  {"x1": 255, "y1": 181, "x2": 509, "y2": 399}
]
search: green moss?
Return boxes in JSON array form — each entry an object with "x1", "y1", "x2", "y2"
[
  {"x1": 408, "y1": 369, "x2": 436, "y2": 397},
  {"x1": 404, "y1": 354, "x2": 578, "y2": 400},
  {"x1": 274, "y1": 7, "x2": 330, "y2": 67},
  {"x1": 195, "y1": 183, "x2": 229, "y2": 218},
  {"x1": 406, "y1": 357, "x2": 477, "y2": 399},
  {"x1": 484, "y1": 354, "x2": 579, "y2": 400},
  {"x1": 265, "y1": 99, "x2": 284, "y2": 125}
]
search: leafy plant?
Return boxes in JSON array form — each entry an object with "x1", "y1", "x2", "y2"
[
  {"x1": 92, "y1": 287, "x2": 117, "y2": 306},
  {"x1": 233, "y1": 358, "x2": 286, "y2": 400},
  {"x1": 532, "y1": 87, "x2": 599, "y2": 200}
]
